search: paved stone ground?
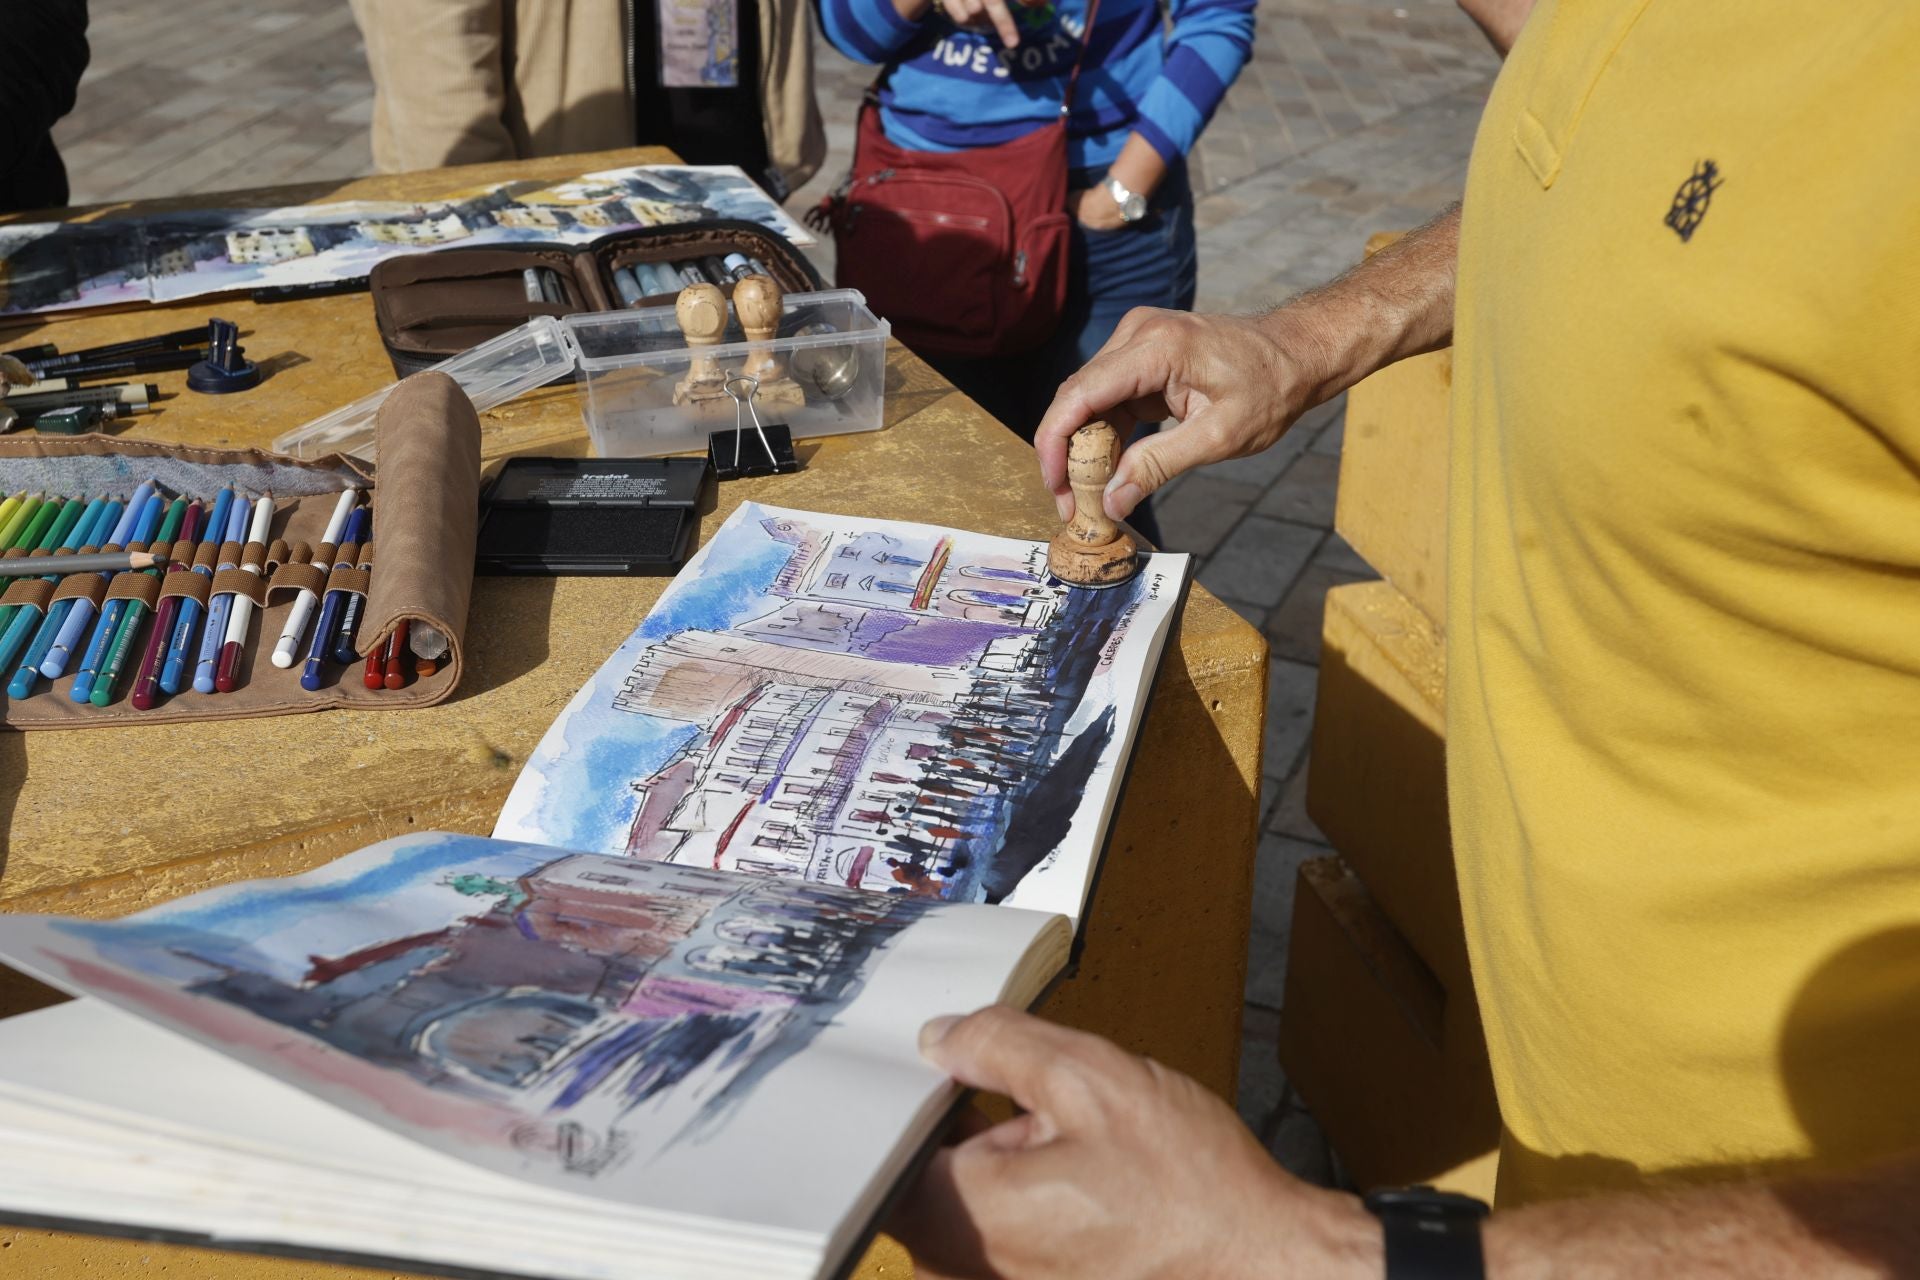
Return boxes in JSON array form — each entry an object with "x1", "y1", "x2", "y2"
[{"x1": 52, "y1": 0, "x2": 1498, "y2": 1185}]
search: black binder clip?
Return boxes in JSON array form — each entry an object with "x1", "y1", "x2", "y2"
[
  {"x1": 709, "y1": 374, "x2": 800, "y2": 481},
  {"x1": 186, "y1": 318, "x2": 261, "y2": 394}
]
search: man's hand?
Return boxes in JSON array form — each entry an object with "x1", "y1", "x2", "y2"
[
  {"x1": 1036, "y1": 205, "x2": 1463, "y2": 524},
  {"x1": 890, "y1": 1006, "x2": 1380, "y2": 1280},
  {"x1": 1035, "y1": 309, "x2": 1324, "y2": 522}
]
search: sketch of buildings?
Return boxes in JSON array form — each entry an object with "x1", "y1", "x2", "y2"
[
  {"x1": 165, "y1": 843, "x2": 929, "y2": 1171},
  {"x1": 599, "y1": 513, "x2": 1147, "y2": 904}
]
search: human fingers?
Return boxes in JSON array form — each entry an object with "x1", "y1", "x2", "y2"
[
  {"x1": 1036, "y1": 349, "x2": 1178, "y2": 493},
  {"x1": 980, "y1": 0, "x2": 1022, "y2": 46},
  {"x1": 920, "y1": 1006, "x2": 1141, "y2": 1128},
  {"x1": 887, "y1": 1147, "x2": 1001, "y2": 1280},
  {"x1": 1102, "y1": 406, "x2": 1242, "y2": 520}
]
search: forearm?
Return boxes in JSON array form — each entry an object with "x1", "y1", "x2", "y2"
[
  {"x1": 1485, "y1": 1155, "x2": 1920, "y2": 1279},
  {"x1": 1108, "y1": 135, "x2": 1169, "y2": 197},
  {"x1": 1254, "y1": 203, "x2": 1460, "y2": 410},
  {"x1": 1457, "y1": 0, "x2": 1535, "y2": 54}
]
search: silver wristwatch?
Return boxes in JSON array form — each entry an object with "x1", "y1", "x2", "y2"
[{"x1": 1104, "y1": 176, "x2": 1148, "y2": 223}]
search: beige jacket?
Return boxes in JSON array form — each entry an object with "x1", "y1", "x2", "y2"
[{"x1": 350, "y1": 0, "x2": 825, "y2": 194}]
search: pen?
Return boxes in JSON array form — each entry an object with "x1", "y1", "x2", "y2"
[
  {"x1": 192, "y1": 493, "x2": 251, "y2": 693},
  {"x1": 70, "y1": 492, "x2": 165, "y2": 703},
  {"x1": 23, "y1": 325, "x2": 206, "y2": 373},
  {"x1": 273, "y1": 488, "x2": 357, "y2": 668},
  {"x1": 92, "y1": 497, "x2": 188, "y2": 706},
  {"x1": 42, "y1": 480, "x2": 152, "y2": 680},
  {"x1": 301, "y1": 507, "x2": 368, "y2": 691},
  {"x1": 214, "y1": 490, "x2": 275, "y2": 693},
  {"x1": 7, "y1": 497, "x2": 116, "y2": 698},
  {"x1": 160, "y1": 486, "x2": 231, "y2": 695},
  {"x1": 129, "y1": 499, "x2": 205, "y2": 709},
  {"x1": 56, "y1": 348, "x2": 206, "y2": 383}
]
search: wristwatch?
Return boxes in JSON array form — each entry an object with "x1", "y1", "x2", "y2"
[
  {"x1": 1363, "y1": 1186, "x2": 1490, "y2": 1279},
  {"x1": 1104, "y1": 175, "x2": 1148, "y2": 224}
]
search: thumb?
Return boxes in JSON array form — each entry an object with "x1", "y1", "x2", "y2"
[
  {"x1": 1104, "y1": 410, "x2": 1230, "y2": 520},
  {"x1": 920, "y1": 1006, "x2": 1091, "y2": 1118}
]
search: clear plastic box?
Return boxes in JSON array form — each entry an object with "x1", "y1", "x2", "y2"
[{"x1": 273, "y1": 291, "x2": 889, "y2": 463}]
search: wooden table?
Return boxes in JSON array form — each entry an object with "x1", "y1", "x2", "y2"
[{"x1": 0, "y1": 148, "x2": 1267, "y2": 1280}]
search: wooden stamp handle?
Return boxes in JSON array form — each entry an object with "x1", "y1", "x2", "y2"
[{"x1": 1062, "y1": 421, "x2": 1121, "y2": 546}]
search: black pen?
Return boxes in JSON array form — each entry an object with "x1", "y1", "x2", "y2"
[
  {"x1": 24, "y1": 326, "x2": 207, "y2": 373},
  {"x1": 59, "y1": 349, "x2": 206, "y2": 382}
]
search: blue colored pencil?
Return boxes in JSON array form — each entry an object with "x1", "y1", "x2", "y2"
[{"x1": 193, "y1": 494, "x2": 251, "y2": 694}]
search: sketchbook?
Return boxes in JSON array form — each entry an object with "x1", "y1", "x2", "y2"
[{"x1": 0, "y1": 503, "x2": 1191, "y2": 1280}]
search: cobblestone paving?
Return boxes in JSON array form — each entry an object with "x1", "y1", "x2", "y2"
[{"x1": 53, "y1": 0, "x2": 1499, "y2": 1185}]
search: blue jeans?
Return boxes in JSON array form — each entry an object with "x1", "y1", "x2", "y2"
[{"x1": 926, "y1": 165, "x2": 1198, "y2": 547}]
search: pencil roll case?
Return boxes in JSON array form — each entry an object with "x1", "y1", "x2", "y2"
[
  {"x1": 0, "y1": 371, "x2": 480, "y2": 730},
  {"x1": 368, "y1": 221, "x2": 823, "y2": 378}
]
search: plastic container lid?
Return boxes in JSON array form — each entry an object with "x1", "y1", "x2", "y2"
[{"x1": 271, "y1": 317, "x2": 580, "y2": 462}]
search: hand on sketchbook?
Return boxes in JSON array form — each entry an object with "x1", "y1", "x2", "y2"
[
  {"x1": 1035, "y1": 308, "x2": 1325, "y2": 524},
  {"x1": 891, "y1": 1006, "x2": 1380, "y2": 1280}
]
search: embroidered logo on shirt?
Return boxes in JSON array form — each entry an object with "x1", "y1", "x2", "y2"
[{"x1": 1664, "y1": 160, "x2": 1723, "y2": 243}]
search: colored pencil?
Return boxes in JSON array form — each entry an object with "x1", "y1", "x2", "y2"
[
  {"x1": 272, "y1": 488, "x2": 358, "y2": 668},
  {"x1": 130, "y1": 499, "x2": 205, "y2": 709},
  {"x1": 92, "y1": 498, "x2": 189, "y2": 706},
  {"x1": 192, "y1": 493, "x2": 251, "y2": 694},
  {"x1": 41, "y1": 482, "x2": 152, "y2": 679},
  {"x1": 213, "y1": 491, "x2": 275, "y2": 693},
  {"x1": 0, "y1": 493, "x2": 42, "y2": 551},
  {"x1": 0, "y1": 497, "x2": 76, "y2": 638}
]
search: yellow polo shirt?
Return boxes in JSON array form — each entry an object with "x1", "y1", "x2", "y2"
[{"x1": 1449, "y1": 0, "x2": 1920, "y2": 1204}]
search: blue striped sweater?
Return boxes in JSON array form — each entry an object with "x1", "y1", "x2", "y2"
[{"x1": 818, "y1": 0, "x2": 1256, "y2": 171}]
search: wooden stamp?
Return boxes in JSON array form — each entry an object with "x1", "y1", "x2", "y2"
[
  {"x1": 672, "y1": 283, "x2": 729, "y2": 408},
  {"x1": 1048, "y1": 420, "x2": 1140, "y2": 588}
]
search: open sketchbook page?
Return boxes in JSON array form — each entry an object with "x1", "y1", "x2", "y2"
[
  {"x1": 0, "y1": 832, "x2": 1066, "y2": 1246},
  {"x1": 495, "y1": 502, "x2": 1190, "y2": 924}
]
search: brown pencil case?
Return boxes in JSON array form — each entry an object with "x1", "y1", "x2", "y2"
[
  {"x1": 368, "y1": 221, "x2": 823, "y2": 377},
  {"x1": 0, "y1": 371, "x2": 480, "y2": 730}
]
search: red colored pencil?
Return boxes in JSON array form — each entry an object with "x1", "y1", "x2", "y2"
[{"x1": 130, "y1": 500, "x2": 202, "y2": 710}]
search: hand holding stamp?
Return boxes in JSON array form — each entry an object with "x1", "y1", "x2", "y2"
[{"x1": 1048, "y1": 420, "x2": 1140, "y2": 588}]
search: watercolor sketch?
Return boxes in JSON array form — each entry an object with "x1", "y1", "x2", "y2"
[
  {"x1": 0, "y1": 165, "x2": 812, "y2": 314},
  {"x1": 0, "y1": 833, "x2": 929, "y2": 1185},
  {"x1": 497, "y1": 504, "x2": 1187, "y2": 919}
]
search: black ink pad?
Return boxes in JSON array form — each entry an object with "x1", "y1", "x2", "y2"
[{"x1": 475, "y1": 456, "x2": 712, "y2": 575}]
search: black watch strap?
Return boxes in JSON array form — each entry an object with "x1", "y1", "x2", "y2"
[{"x1": 1363, "y1": 1186, "x2": 1490, "y2": 1280}]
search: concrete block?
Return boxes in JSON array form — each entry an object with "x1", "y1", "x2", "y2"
[
  {"x1": 1278, "y1": 855, "x2": 1499, "y2": 1196},
  {"x1": 1306, "y1": 581, "x2": 1461, "y2": 980}
]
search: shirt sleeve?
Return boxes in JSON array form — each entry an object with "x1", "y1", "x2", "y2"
[
  {"x1": 1130, "y1": 0, "x2": 1256, "y2": 165},
  {"x1": 817, "y1": 0, "x2": 925, "y2": 65},
  {"x1": 0, "y1": 0, "x2": 88, "y2": 172}
]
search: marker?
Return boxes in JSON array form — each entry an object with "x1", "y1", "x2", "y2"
[
  {"x1": 1, "y1": 383, "x2": 156, "y2": 414},
  {"x1": 0, "y1": 498, "x2": 82, "y2": 666},
  {"x1": 272, "y1": 488, "x2": 357, "y2": 668},
  {"x1": 331, "y1": 512, "x2": 372, "y2": 665},
  {"x1": 521, "y1": 268, "x2": 544, "y2": 303},
  {"x1": 69, "y1": 492, "x2": 165, "y2": 702},
  {"x1": 381, "y1": 619, "x2": 410, "y2": 690},
  {"x1": 42, "y1": 481, "x2": 152, "y2": 679},
  {"x1": 214, "y1": 491, "x2": 275, "y2": 693},
  {"x1": 160, "y1": 487, "x2": 231, "y2": 694},
  {"x1": 129, "y1": 499, "x2": 205, "y2": 709},
  {"x1": 300, "y1": 507, "x2": 368, "y2": 691},
  {"x1": 7, "y1": 498, "x2": 116, "y2": 698},
  {"x1": 673, "y1": 262, "x2": 706, "y2": 290},
  {"x1": 192, "y1": 493, "x2": 251, "y2": 694},
  {"x1": 722, "y1": 253, "x2": 755, "y2": 284},
  {"x1": 612, "y1": 267, "x2": 645, "y2": 307},
  {"x1": 91, "y1": 497, "x2": 188, "y2": 706}
]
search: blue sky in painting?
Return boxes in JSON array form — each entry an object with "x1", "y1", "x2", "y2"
[{"x1": 505, "y1": 510, "x2": 801, "y2": 853}]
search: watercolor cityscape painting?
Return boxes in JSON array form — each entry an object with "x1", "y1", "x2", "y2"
[
  {"x1": 0, "y1": 165, "x2": 813, "y2": 314},
  {"x1": 6, "y1": 833, "x2": 930, "y2": 1185},
  {"x1": 497, "y1": 504, "x2": 1188, "y2": 920}
]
